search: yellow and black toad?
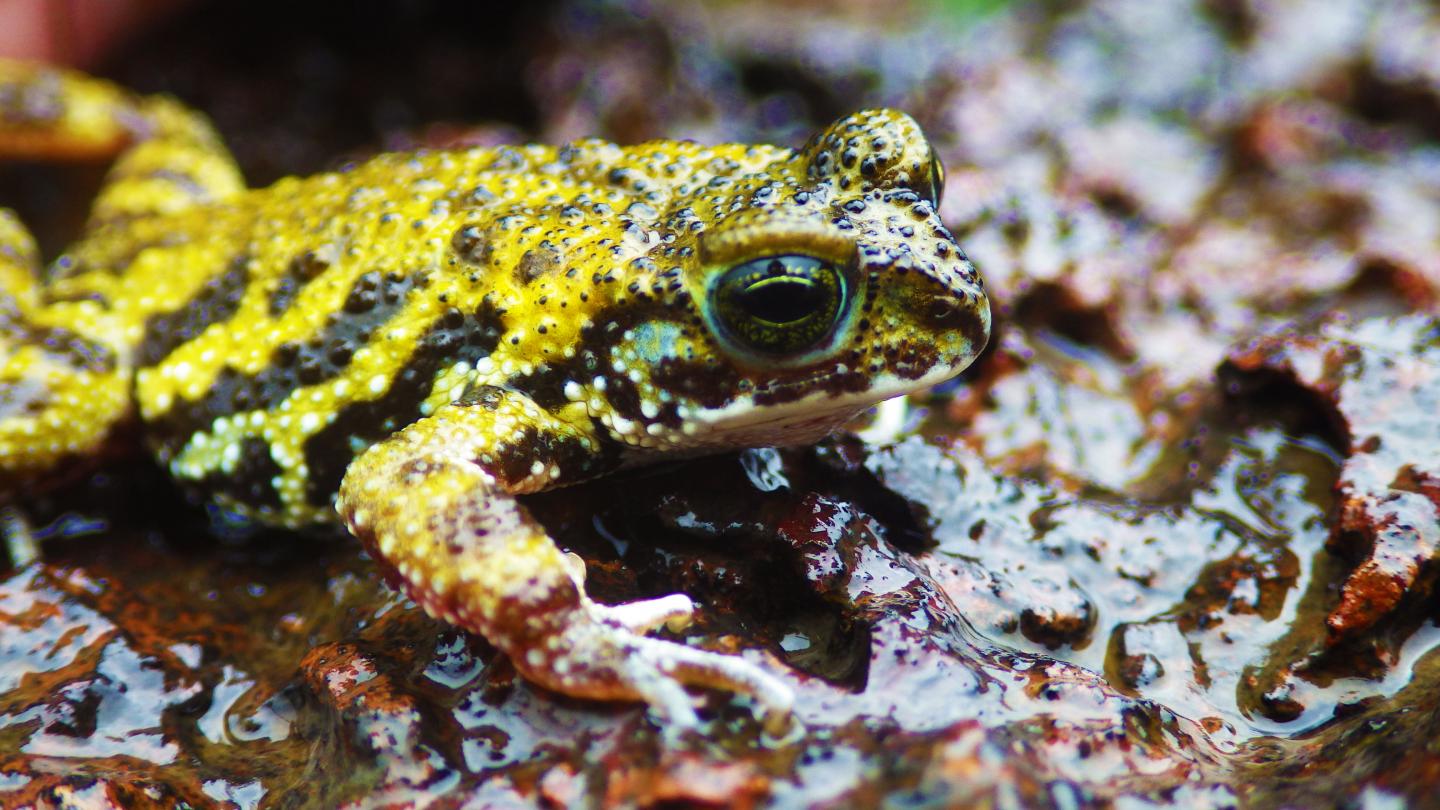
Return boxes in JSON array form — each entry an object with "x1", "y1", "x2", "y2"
[{"x1": 0, "y1": 61, "x2": 989, "y2": 728}]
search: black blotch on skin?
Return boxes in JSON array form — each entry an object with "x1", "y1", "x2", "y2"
[
  {"x1": 600, "y1": 370, "x2": 684, "y2": 430},
  {"x1": 148, "y1": 268, "x2": 422, "y2": 455},
  {"x1": 137, "y1": 255, "x2": 250, "y2": 367},
  {"x1": 267, "y1": 247, "x2": 335, "y2": 316},
  {"x1": 496, "y1": 426, "x2": 543, "y2": 484},
  {"x1": 199, "y1": 436, "x2": 284, "y2": 511},
  {"x1": 148, "y1": 366, "x2": 290, "y2": 463},
  {"x1": 485, "y1": 424, "x2": 620, "y2": 489},
  {"x1": 566, "y1": 305, "x2": 694, "y2": 428},
  {"x1": 37, "y1": 325, "x2": 117, "y2": 373},
  {"x1": 957, "y1": 301, "x2": 990, "y2": 361},
  {"x1": 454, "y1": 388, "x2": 626, "y2": 488},
  {"x1": 9, "y1": 316, "x2": 115, "y2": 377},
  {"x1": 651, "y1": 359, "x2": 743, "y2": 410},
  {"x1": 343, "y1": 269, "x2": 413, "y2": 315},
  {"x1": 301, "y1": 297, "x2": 507, "y2": 506},
  {"x1": 0, "y1": 296, "x2": 117, "y2": 374},
  {"x1": 506, "y1": 363, "x2": 572, "y2": 411},
  {"x1": 268, "y1": 278, "x2": 299, "y2": 318},
  {"x1": 601, "y1": 371, "x2": 645, "y2": 422}
]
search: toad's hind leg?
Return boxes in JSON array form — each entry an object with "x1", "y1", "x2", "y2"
[
  {"x1": 336, "y1": 392, "x2": 794, "y2": 729},
  {"x1": 0, "y1": 61, "x2": 245, "y2": 487},
  {"x1": 0, "y1": 59, "x2": 244, "y2": 223},
  {"x1": 0, "y1": 210, "x2": 129, "y2": 486}
]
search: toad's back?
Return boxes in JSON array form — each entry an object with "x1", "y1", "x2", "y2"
[{"x1": 48, "y1": 138, "x2": 805, "y2": 526}]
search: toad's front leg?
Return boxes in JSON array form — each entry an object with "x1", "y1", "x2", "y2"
[{"x1": 335, "y1": 388, "x2": 793, "y2": 728}]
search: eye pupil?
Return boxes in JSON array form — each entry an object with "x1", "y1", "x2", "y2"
[
  {"x1": 738, "y1": 276, "x2": 826, "y2": 324},
  {"x1": 927, "y1": 298, "x2": 955, "y2": 323},
  {"x1": 711, "y1": 254, "x2": 849, "y2": 356}
]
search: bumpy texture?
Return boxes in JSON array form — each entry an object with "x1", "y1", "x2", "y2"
[{"x1": 0, "y1": 59, "x2": 989, "y2": 725}]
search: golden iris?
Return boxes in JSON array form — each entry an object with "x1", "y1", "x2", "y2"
[{"x1": 712, "y1": 255, "x2": 846, "y2": 356}]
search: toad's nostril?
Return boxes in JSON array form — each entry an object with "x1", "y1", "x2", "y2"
[
  {"x1": 922, "y1": 295, "x2": 961, "y2": 327},
  {"x1": 919, "y1": 290, "x2": 991, "y2": 361}
]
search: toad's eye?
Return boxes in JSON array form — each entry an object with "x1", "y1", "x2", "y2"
[
  {"x1": 712, "y1": 255, "x2": 847, "y2": 356},
  {"x1": 923, "y1": 152, "x2": 945, "y2": 207}
]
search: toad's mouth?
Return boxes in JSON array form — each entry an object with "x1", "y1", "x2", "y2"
[{"x1": 686, "y1": 356, "x2": 973, "y2": 448}]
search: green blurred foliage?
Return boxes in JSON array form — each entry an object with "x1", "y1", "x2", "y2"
[{"x1": 928, "y1": 0, "x2": 1017, "y2": 23}]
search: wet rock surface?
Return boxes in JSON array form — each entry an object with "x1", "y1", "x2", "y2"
[{"x1": 6, "y1": 0, "x2": 1440, "y2": 806}]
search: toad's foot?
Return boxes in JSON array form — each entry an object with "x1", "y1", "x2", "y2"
[
  {"x1": 337, "y1": 392, "x2": 793, "y2": 729},
  {"x1": 545, "y1": 594, "x2": 794, "y2": 728}
]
